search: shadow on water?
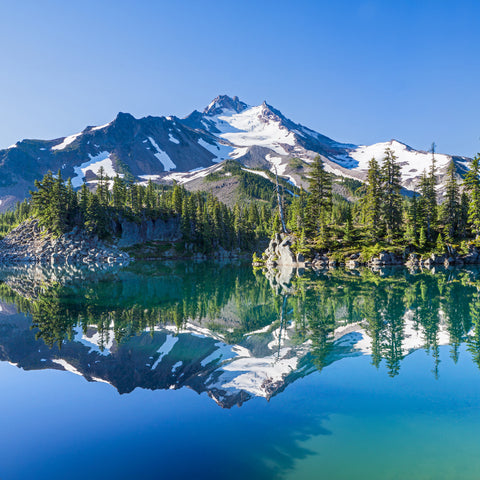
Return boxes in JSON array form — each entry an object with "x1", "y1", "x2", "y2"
[{"x1": 2, "y1": 262, "x2": 480, "y2": 478}]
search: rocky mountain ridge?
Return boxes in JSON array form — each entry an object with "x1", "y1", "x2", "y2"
[{"x1": 0, "y1": 94, "x2": 472, "y2": 211}]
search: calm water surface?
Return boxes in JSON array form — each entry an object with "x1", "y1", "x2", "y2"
[{"x1": 1, "y1": 262, "x2": 480, "y2": 479}]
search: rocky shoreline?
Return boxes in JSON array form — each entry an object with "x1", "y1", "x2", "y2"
[
  {"x1": 0, "y1": 219, "x2": 253, "y2": 267},
  {"x1": 258, "y1": 233, "x2": 480, "y2": 272},
  {"x1": 0, "y1": 220, "x2": 130, "y2": 267}
]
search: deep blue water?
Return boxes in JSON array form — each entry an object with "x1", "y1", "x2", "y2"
[{"x1": 1, "y1": 263, "x2": 480, "y2": 479}]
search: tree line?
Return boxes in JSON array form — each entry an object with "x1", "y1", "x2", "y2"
[
  {"x1": 0, "y1": 167, "x2": 272, "y2": 252},
  {"x1": 2, "y1": 150, "x2": 480, "y2": 256}
]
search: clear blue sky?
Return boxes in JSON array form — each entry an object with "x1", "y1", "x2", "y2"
[{"x1": 0, "y1": 0, "x2": 479, "y2": 156}]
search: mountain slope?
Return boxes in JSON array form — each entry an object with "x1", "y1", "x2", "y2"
[{"x1": 0, "y1": 94, "x2": 472, "y2": 211}]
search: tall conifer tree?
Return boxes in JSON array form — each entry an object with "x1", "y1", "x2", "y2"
[
  {"x1": 441, "y1": 160, "x2": 460, "y2": 239},
  {"x1": 380, "y1": 148, "x2": 402, "y2": 240},
  {"x1": 307, "y1": 155, "x2": 332, "y2": 234},
  {"x1": 363, "y1": 157, "x2": 382, "y2": 240},
  {"x1": 464, "y1": 155, "x2": 480, "y2": 238}
]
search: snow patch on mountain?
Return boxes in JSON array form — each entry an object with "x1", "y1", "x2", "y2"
[
  {"x1": 267, "y1": 154, "x2": 287, "y2": 175},
  {"x1": 242, "y1": 168, "x2": 271, "y2": 180},
  {"x1": 210, "y1": 105, "x2": 296, "y2": 156},
  {"x1": 51, "y1": 132, "x2": 82, "y2": 151},
  {"x1": 164, "y1": 163, "x2": 221, "y2": 184},
  {"x1": 168, "y1": 133, "x2": 180, "y2": 144},
  {"x1": 71, "y1": 151, "x2": 116, "y2": 188},
  {"x1": 344, "y1": 140, "x2": 453, "y2": 180},
  {"x1": 139, "y1": 174, "x2": 162, "y2": 180},
  {"x1": 91, "y1": 121, "x2": 112, "y2": 131},
  {"x1": 148, "y1": 137, "x2": 176, "y2": 171},
  {"x1": 198, "y1": 138, "x2": 233, "y2": 162}
]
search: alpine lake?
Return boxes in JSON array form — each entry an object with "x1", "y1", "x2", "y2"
[{"x1": 1, "y1": 260, "x2": 480, "y2": 480}]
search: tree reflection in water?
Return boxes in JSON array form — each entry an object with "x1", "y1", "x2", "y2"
[{"x1": 1, "y1": 263, "x2": 480, "y2": 381}]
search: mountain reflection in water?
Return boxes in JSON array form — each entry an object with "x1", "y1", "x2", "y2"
[{"x1": 1, "y1": 262, "x2": 480, "y2": 408}]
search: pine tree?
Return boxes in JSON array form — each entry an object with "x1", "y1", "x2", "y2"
[
  {"x1": 380, "y1": 148, "x2": 402, "y2": 240},
  {"x1": 307, "y1": 155, "x2": 332, "y2": 235},
  {"x1": 112, "y1": 175, "x2": 127, "y2": 209},
  {"x1": 464, "y1": 155, "x2": 480, "y2": 238},
  {"x1": 96, "y1": 166, "x2": 109, "y2": 207},
  {"x1": 363, "y1": 157, "x2": 382, "y2": 240},
  {"x1": 419, "y1": 225, "x2": 427, "y2": 249},
  {"x1": 85, "y1": 194, "x2": 102, "y2": 235},
  {"x1": 171, "y1": 184, "x2": 184, "y2": 214},
  {"x1": 144, "y1": 180, "x2": 156, "y2": 214},
  {"x1": 271, "y1": 212, "x2": 281, "y2": 235},
  {"x1": 343, "y1": 203, "x2": 353, "y2": 243},
  {"x1": 52, "y1": 170, "x2": 69, "y2": 234},
  {"x1": 458, "y1": 191, "x2": 469, "y2": 238},
  {"x1": 441, "y1": 160, "x2": 460, "y2": 240},
  {"x1": 287, "y1": 188, "x2": 306, "y2": 235},
  {"x1": 418, "y1": 152, "x2": 438, "y2": 239},
  {"x1": 404, "y1": 192, "x2": 419, "y2": 244},
  {"x1": 436, "y1": 232, "x2": 445, "y2": 254},
  {"x1": 31, "y1": 171, "x2": 55, "y2": 229},
  {"x1": 65, "y1": 178, "x2": 78, "y2": 226}
]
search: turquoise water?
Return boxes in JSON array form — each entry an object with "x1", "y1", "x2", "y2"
[{"x1": 1, "y1": 263, "x2": 480, "y2": 479}]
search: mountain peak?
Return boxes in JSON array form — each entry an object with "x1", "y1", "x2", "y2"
[
  {"x1": 114, "y1": 112, "x2": 136, "y2": 122},
  {"x1": 203, "y1": 95, "x2": 248, "y2": 116}
]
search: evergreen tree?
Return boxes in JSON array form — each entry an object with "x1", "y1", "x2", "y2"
[
  {"x1": 441, "y1": 160, "x2": 460, "y2": 240},
  {"x1": 171, "y1": 184, "x2": 184, "y2": 214},
  {"x1": 419, "y1": 225, "x2": 427, "y2": 248},
  {"x1": 85, "y1": 194, "x2": 107, "y2": 237},
  {"x1": 404, "y1": 192, "x2": 419, "y2": 244},
  {"x1": 380, "y1": 148, "x2": 402, "y2": 240},
  {"x1": 343, "y1": 203, "x2": 353, "y2": 243},
  {"x1": 363, "y1": 157, "x2": 383, "y2": 240},
  {"x1": 287, "y1": 188, "x2": 306, "y2": 234},
  {"x1": 144, "y1": 179, "x2": 156, "y2": 214},
  {"x1": 458, "y1": 191, "x2": 469, "y2": 238},
  {"x1": 96, "y1": 166, "x2": 109, "y2": 207},
  {"x1": 464, "y1": 155, "x2": 480, "y2": 238},
  {"x1": 418, "y1": 152, "x2": 438, "y2": 239},
  {"x1": 30, "y1": 170, "x2": 69, "y2": 235},
  {"x1": 112, "y1": 175, "x2": 127, "y2": 209},
  {"x1": 271, "y1": 212, "x2": 281, "y2": 235},
  {"x1": 307, "y1": 156, "x2": 332, "y2": 235},
  {"x1": 65, "y1": 178, "x2": 78, "y2": 226},
  {"x1": 435, "y1": 232, "x2": 445, "y2": 254}
]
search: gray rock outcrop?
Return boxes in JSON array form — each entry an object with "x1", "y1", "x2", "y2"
[
  {"x1": 0, "y1": 220, "x2": 130, "y2": 266},
  {"x1": 264, "y1": 234, "x2": 299, "y2": 267},
  {"x1": 116, "y1": 217, "x2": 181, "y2": 247}
]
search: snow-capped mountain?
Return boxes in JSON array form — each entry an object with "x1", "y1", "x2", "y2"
[
  {"x1": 178, "y1": 95, "x2": 471, "y2": 193},
  {"x1": 0, "y1": 95, "x2": 472, "y2": 211}
]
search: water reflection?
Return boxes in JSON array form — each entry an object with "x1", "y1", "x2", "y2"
[{"x1": 1, "y1": 263, "x2": 480, "y2": 407}]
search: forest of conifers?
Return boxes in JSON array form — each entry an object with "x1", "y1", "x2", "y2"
[{"x1": 1, "y1": 148, "x2": 480, "y2": 257}]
